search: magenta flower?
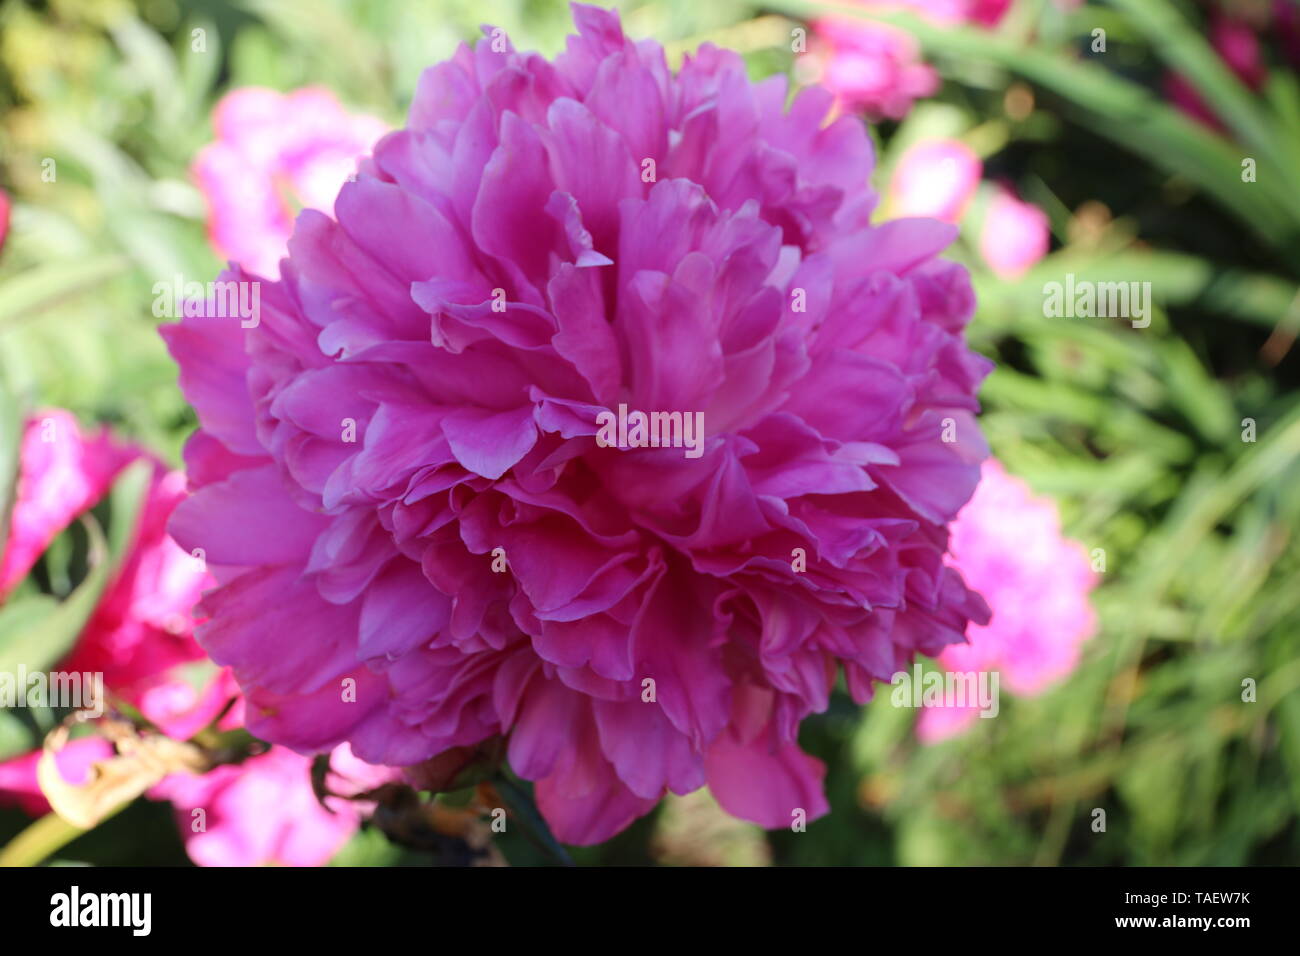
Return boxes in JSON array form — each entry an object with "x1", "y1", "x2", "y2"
[
  {"x1": 888, "y1": 140, "x2": 982, "y2": 223},
  {"x1": 894, "y1": 0, "x2": 1013, "y2": 26},
  {"x1": 0, "y1": 410, "x2": 137, "y2": 599},
  {"x1": 917, "y1": 459, "x2": 1097, "y2": 742},
  {"x1": 193, "y1": 87, "x2": 387, "y2": 278},
  {"x1": 0, "y1": 410, "x2": 226, "y2": 734},
  {"x1": 0, "y1": 411, "x2": 224, "y2": 791},
  {"x1": 60, "y1": 467, "x2": 235, "y2": 741},
  {"x1": 979, "y1": 185, "x2": 1049, "y2": 277},
  {"x1": 164, "y1": 2, "x2": 992, "y2": 845},
  {"x1": 0, "y1": 187, "x2": 9, "y2": 255}
]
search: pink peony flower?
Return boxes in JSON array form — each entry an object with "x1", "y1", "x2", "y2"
[
  {"x1": 193, "y1": 87, "x2": 387, "y2": 278},
  {"x1": 810, "y1": 17, "x2": 940, "y2": 120},
  {"x1": 917, "y1": 459, "x2": 1097, "y2": 742},
  {"x1": 979, "y1": 185, "x2": 1049, "y2": 277},
  {"x1": 888, "y1": 140, "x2": 982, "y2": 223},
  {"x1": 164, "y1": 2, "x2": 993, "y2": 845}
]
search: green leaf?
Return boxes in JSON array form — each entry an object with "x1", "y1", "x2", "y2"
[
  {"x1": 1108, "y1": 0, "x2": 1299, "y2": 199},
  {"x1": 0, "y1": 256, "x2": 131, "y2": 329},
  {"x1": 0, "y1": 707, "x2": 34, "y2": 762}
]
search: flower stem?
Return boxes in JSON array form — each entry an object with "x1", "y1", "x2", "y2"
[
  {"x1": 492, "y1": 774, "x2": 575, "y2": 867},
  {"x1": 0, "y1": 812, "x2": 86, "y2": 867}
]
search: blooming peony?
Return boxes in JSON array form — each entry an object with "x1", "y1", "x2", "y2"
[
  {"x1": 193, "y1": 87, "x2": 387, "y2": 278},
  {"x1": 164, "y1": 2, "x2": 993, "y2": 845},
  {"x1": 917, "y1": 459, "x2": 1097, "y2": 742},
  {"x1": 809, "y1": 17, "x2": 939, "y2": 120}
]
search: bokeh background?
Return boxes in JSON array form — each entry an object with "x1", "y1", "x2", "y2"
[{"x1": 1, "y1": 0, "x2": 1299, "y2": 865}]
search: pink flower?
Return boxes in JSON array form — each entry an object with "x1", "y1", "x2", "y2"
[
  {"x1": 164, "y1": 2, "x2": 992, "y2": 846},
  {"x1": 917, "y1": 460, "x2": 1097, "y2": 742},
  {"x1": 805, "y1": 0, "x2": 1029, "y2": 120},
  {"x1": 0, "y1": 410, "x2": 225, "y2": 734},
  {"x1": 979, "y1": 185, "x2": 1049, "y2": 277},
  {"x1": 811, "y1": 17, "x2": 940, "y2": 120},
  {"x1": 0, "y1": 188, "x2": 10, "y2": 255},
  {"x1": 148, "y1": 743, "x2": 388, "y2": 867},
  {"x1": 895, "y1": 0, "x2": 1013, "y2": 26},
  {"x1": 889, "y1": 140, "x2": 982, "y2": 222},
  {"x1": 60, "y1": 467, "x2": 234, "y2": 740},
  {"x1": 193, "y1": 87, "x2": 387, "y2": 278},
  {"x1": 966, "y1": 0, "x2": 1014, "y2": 26},
  {"x1": 0, "y1": 411, "x2": 385, "y2": 866},
  {"x1": 0, "y1": 411, "x2": 138, "y2": 599},
  {"x1": 0, "y1": 411, "x2": 226, "y2": 807}
]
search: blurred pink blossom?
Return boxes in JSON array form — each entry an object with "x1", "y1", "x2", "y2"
[
  {"x1": 804, "y1": 1, "x2": 1022, "y2": 121},
  {"x1": 0, "y1": 188, "x2": 10, "y2": 254},
  {"x1": 893, "y1": 0, "x2": 1013, "y2": 26},
  {"x1": 979, "y1": 185, "x2": 1049, "y2": 277},
  {"x1": 810, "y1": 17, "x2": 940, "y2": 120},
  {"x1": 889, "y1": 139, "x2": 982, "y2": 222},
  {"x1": 0, "y1": 410, "x2": 137, "y2": 599},
  {"x1": 918, "y1": 460, "x2": 1098, "y2": 742},
  {"x1": 193, "y1": 87, "x2": 387, "y2": 277},
  {"x1": 149, "y1": 743, "x2": 391, "y2": 867},
  {"x1": 0, "y1": 410, "x2": 390, "y2": 865}
]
